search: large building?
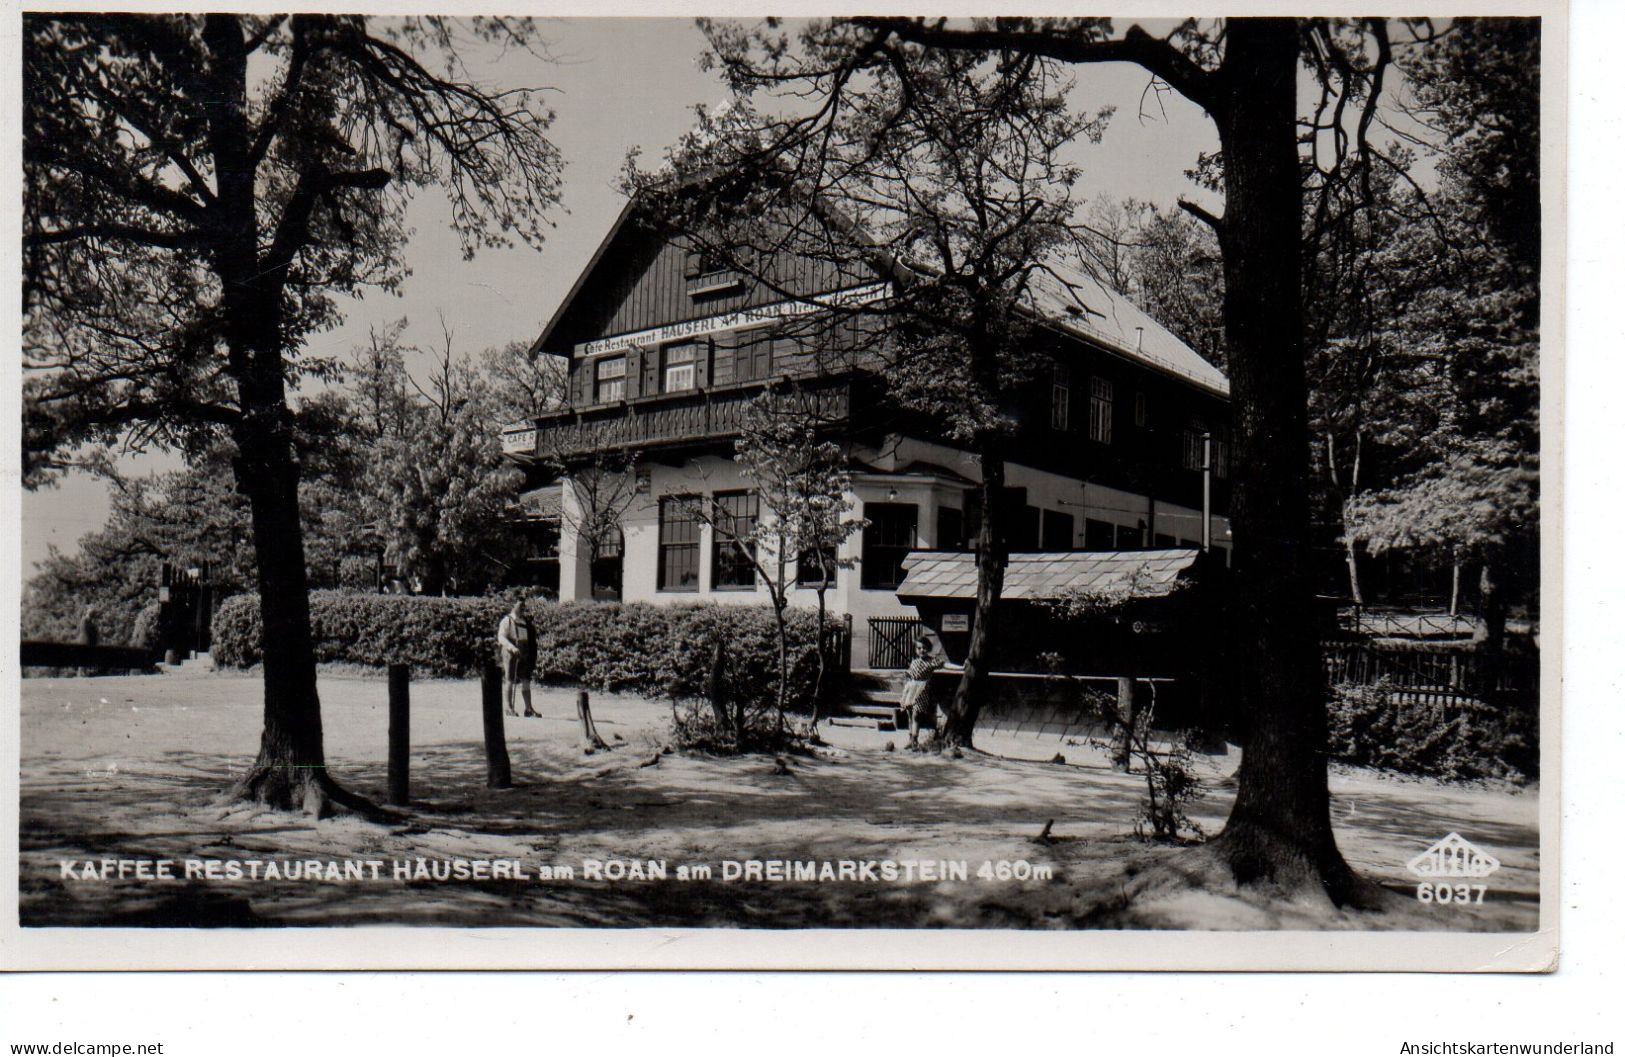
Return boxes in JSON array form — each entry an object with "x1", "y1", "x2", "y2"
[{"x1": 501, "y1": 203, "x2": 1233, "y2": 668}]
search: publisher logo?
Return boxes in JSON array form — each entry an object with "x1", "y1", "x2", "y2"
[{"x1": 1408, "y1": 832, "x2": 1501, "y2": 879}]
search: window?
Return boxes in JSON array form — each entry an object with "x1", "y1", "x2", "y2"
[
  {"x1": 1183, "y1": 417, "x2": 1209, "y2": 471},
  {"x1": 710, "y1": 491, "x2": 759, "y2": 590},
  {"x1": 684, "y1": 247, "x2": 742, "y2": 296},
  {"x1": 1015, "y1": 504, "x2": 1042, "y2": 551},
  {"x1": 1083, "y1": 518, "x2": 1117, "y2": 551},
  {"x1": 590, "y1": 527, "x2": 623, "y2": 602},
  {"x1": 1051, "y1": 364, "x2": 1072, "y2": 431},
  {"x1": 936, "y1": 506, "x2": 965, "y2": 551},
  {"x1": 861, "y1": 503, "x2": 917, "y2": 590},
  {"x1": 663, "y1": 341, "x2": 698, "y2": 393},
  {"x1": 1089, "y1": 376, "x2": 1113, "y2": 444},
  {"x1": 1214, "y1": 426, "x2": 1232, "y2": 479},
  {"x1": 796, "y1": 546, "x2": 839, "y2": 587},
  {"x1": 657, "y1": 495, "x2": 701, "y2": 592},
  {"x1": 1116, "y1": 524, "x2": 1143, "y2": 550},
  {"x1": 1135, "y1": 391, "x2": 1148, "y2": 428},
  {"x1": 1041, "y1": 509, "x2": 1075, "y2": 551},
  {"x1": 593, "y1": 355, "x2": 626, "y2": 403}
]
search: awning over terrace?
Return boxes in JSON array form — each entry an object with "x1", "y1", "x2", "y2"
[
  {"x1": 895, "y1": 548, "x2": 1202, "y2": 603},
  {"x1": 516, "y1": 485, "x2": 563, "y2": 522}
]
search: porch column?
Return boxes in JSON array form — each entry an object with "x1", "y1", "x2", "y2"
[{"x1": 557, "y1": 477, "x2": 592, "y2": 603}]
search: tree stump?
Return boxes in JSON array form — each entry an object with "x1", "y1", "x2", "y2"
[{"x1": 577, "y1": 690, "x2": 610, "y2": 753}]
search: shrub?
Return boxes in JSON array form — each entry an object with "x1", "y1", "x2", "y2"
[
  {"x1": 130, "y1": 602, "x2": 163, "y2": 650},
  {"x1": 1325, "y1": 681, "x2": 1536, "y2": 781},
  {"x1": 211, "y1": 592, "x2": 832, "y2": 711}
]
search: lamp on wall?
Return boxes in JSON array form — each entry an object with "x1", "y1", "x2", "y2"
[{"x1": 886, "y1": 487, "x2": 898, "y2": 501}]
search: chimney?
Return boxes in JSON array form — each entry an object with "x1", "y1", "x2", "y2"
[{"x1": 1134, "y1": 326, "x2": 1145, "y2": 352}]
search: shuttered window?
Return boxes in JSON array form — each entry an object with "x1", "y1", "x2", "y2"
[
  {"x1": 593, "y1": 355, "x2": 626, "y2": 403},
  {"x1": 663, "y1": 342, "x2": 698, "y2": 393}
]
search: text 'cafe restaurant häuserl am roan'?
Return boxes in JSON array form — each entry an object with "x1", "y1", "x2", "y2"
[{"x1": 500, "y1": 200, "x2": 1234, "y2": 671}]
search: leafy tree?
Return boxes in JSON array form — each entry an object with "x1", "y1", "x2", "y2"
[
  {"x1": 1348, "y1": 18, "x2": 1540, "y2": 644},
  {"x1": 22, "y1": 465, "x2": 255, "y2": 646},
  {"x1": 482, "y1": 339, "x2": 568, "y2": 426},
  {"x1": 364, "y1": 319, "x2": 526, "y2": 595},
  {"x1": 22, "y1": 15, "x2": 561, "y2": 814},
  {"x1": 702, "y1": 385, "x2": 863, "y2": 739},
  {"x1": 631, "y1": 39, "x2": 1111, "y2": 749}
]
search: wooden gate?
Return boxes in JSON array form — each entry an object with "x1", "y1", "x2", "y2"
[
  {"x1": 867, "y1": 616, "x2": 922, "y2": 670},
  {"x1": 159, "y1": 562, "x2": 217, "y2": 657}
]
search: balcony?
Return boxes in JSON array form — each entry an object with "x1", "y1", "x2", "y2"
[{"x1": 502, "y1": 376, "x2": 855, "y2": 464}]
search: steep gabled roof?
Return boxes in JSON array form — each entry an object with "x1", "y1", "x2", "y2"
[
  {"x1": 533, "y1": 196, "x2": 1228, "y2": 398},
  {"x1": 1027, "y1": 261, "x2": 1230, "y2": 397}
]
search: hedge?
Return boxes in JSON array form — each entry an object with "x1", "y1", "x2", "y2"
[
  {"x1": 1326, "y1": 681, "x2": 1536, "y2": 782},
  {"x1": 211, "y1": 592, "x2": 830, "y2": 709}
]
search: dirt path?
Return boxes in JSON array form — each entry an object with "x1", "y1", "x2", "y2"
[{"x1": 19, "y1": 670, "x2": 1539, "y2": 930}]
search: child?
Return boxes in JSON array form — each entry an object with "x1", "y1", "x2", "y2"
[{"x1": 899, "y1": 635, "x2": 945, "y2": 749}]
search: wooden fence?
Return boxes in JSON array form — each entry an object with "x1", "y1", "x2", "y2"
[
  {"x1": 20, "y1": 641, "x2": 161, "y2": 671},
  {"x1": 1321, "y1": 640, "x2": 1531, "y2": 707}
]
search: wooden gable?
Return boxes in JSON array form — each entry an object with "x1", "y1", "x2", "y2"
[{"x1": 536, "y1": 206, "x2": 860, "y2": 357}]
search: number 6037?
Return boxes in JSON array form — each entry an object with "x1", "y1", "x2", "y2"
[{"x1": 1416, "y1": 881, "x2": 1487, "y2": 905}]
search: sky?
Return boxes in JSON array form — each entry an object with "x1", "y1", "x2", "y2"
[{"x1": 18, "y1": 16, "x2": 1231, "y2": 575}]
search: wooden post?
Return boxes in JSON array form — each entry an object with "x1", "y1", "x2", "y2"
[
  {"x1": 480, "y1": 661, "x2": 512, "y2": 789},
  {"x1": 578, "y1": 690, "x2": 609, "y2": 752},
  {"x1": 1111, "y1": 676, "x2": 1135, "y2": 771},
  {"x1": 387, "y1": 663, "x2": 410, "y2": 806}
]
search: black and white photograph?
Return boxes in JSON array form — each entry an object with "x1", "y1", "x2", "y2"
[{"x1": 6, "y1": 8, "x2": 1558, "y2": 971}]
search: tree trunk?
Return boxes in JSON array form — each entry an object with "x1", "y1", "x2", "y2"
[
  {"x1": 1202, "y1": 20, "x2": 1366, "y2": 902},
  {"x1": 205, "y1": 15, "x2": 375, "y2": 819},
  {"x1": 1473, "y1": 554, "x2": 1507, "y2": 699},
  {"x1": 809, "y1": 584, "x2": 830, "y2": 733},
  {"x1": 938, "y1": 436, "x2": 1007, "y2": 749},
  {"x1": 772, "y1": 598, "x2": 790, "y2": 745},
  {"x1": 227, "y1": 408, "x2": 373, "y2": 815},
  {"x1": 1342, "y1": 501, "x2": 1364, "y2": 607},
  {"x1": 707, "y1": 638, "x2": 733, "y2": 732}
]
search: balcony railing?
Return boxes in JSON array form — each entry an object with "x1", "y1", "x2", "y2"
[{"x1": 502, "y1": 377, "x2": 854, "y2": 462}]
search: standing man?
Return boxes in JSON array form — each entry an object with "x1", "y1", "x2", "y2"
[{"x1": 497, "y1": 598, "x2": 539, "y2": 718}]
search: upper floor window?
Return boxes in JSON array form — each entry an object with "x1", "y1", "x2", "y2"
[
  {"x1": 1184, "y1": 417, "x2": 1228, "y2": 475},
  {"x1": 663, "y1": 341, "x2": 698, "y2": 393},
  {"x1": 710, "y1": 490, "x2": 760, "y2": 590},
  {"x1": 1183, "y1": 417, "x2": 1207, "y2": 471},
  {"x1": 684, "y1": 248, "x2": 743, "y2": 296},
  {"x1": 1051, "y1": 364, "x2": 1072, "y2": 431},
  {"x1": 1089, "y1": 377, "x2": 1113, "y2": 444},
  {"x1": 593, "y1": 355, "x2": 626, "y2": 404}
]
